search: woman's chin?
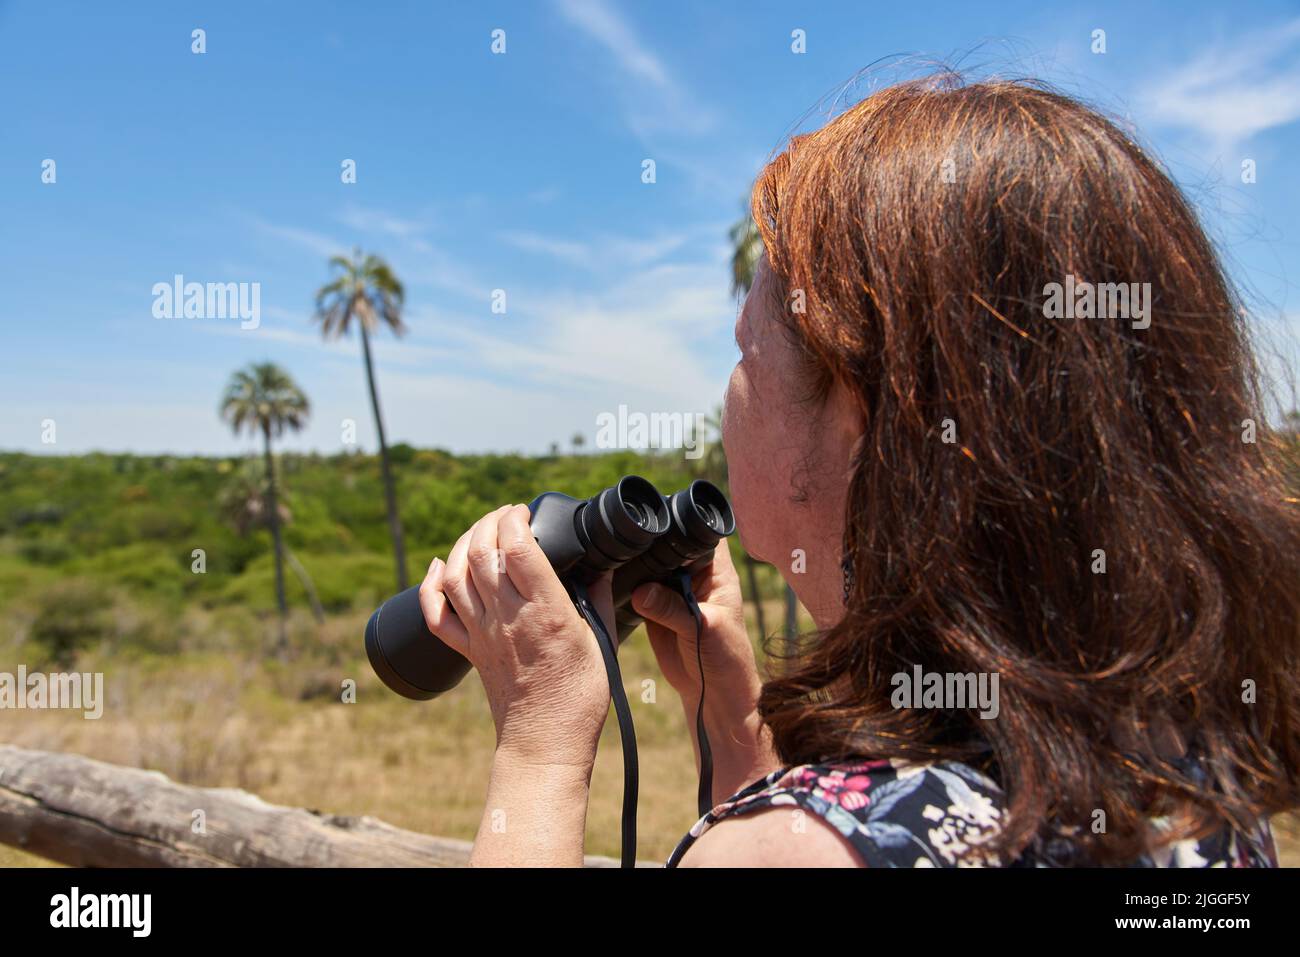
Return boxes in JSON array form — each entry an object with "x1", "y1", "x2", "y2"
[{"x1": 731, "y1": 520, "x2": 765, "y2": 564}]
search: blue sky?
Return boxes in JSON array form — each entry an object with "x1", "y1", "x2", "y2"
[{"x1": 3, "y1": 0, "x2": 1299, "y2": 456}]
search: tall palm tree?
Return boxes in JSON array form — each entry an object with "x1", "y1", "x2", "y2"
[
  {"x1": 314, "y1": 249, "x2": 409, "y2": 591},
  {"x1": 220, "y1": 363, "x2": 310, "y2": 649},
  {"x1": 729, "y1": 211, "x2": 794, "y2": 641}
]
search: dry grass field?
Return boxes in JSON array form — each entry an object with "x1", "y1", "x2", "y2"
[
  {"x1": 0, "y1": 600, "x2": 784, "y2": 867},
  {"x1": 2, "y1": 597, "x2": 1296, "y2": 868}
]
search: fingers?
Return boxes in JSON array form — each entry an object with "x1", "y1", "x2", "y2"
[
  {"x1": 441, "y1": 522, "x2": 487, "y2": 625},
  {"x1": 418, "y1": 556, "x2": 470, "y2": 655},
  {"x1": 694, "y1": 538, "x2": 745, "y2": 605},
  {"x1": 709, "y1": 537, "x2": 738, "y2": 575},
  {"x1": 631, "y1": 581, "x2": 694, "y2": 636},
  {"x1": 644, "y1": 622, "x2": 684, "y2": 680},
  {"x1": 498, "y1": 504, "x2": 566, "y2": 603},
  {"x1": 467, "y1": 505, "x2": 522, "y2": 608}
]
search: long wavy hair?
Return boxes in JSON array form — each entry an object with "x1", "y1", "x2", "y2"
[{"x1": 752, "y1": 74, "x2": 1300, "y2": 863}]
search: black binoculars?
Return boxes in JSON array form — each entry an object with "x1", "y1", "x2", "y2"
[{"x1": 365, "y1": 476, "x2": 735, "y2": 700}]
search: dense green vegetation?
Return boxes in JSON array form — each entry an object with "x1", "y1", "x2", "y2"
[
  {"x1": 3, "y1": 430, "x2": 1297, "y2": 670},
  {"x1": 0, "y1": 448, "x2": 783, "y2": 668}
]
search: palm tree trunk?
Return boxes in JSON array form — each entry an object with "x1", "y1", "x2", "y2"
[
  {"x1": 743, "y1": 554, "x2": 767, "y2": 638},
  {"x1": 286, "y1": 548, "x2": 326, "y2": 624},
  {"x1": 359, "y1": 321, "x2": 408, "y2": 591},
  {"x1": 261, "y1": 425, "x2": 289, "y2": 655}
]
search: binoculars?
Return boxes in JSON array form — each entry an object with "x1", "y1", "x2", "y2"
[{"x1": 365, "y1": 476, "x2": 735, "y2": 700}]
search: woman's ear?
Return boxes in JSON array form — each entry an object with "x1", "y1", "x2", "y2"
[{"x1": 827, "y1": 375, "x2": 868, "y2": 473}]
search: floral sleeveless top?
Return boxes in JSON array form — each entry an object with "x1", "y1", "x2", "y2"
[{"x1": 666, "y1": 757, "x2": 1277, "y2": 867}]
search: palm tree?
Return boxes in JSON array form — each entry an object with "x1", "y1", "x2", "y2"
[
  {"x1": 314, "y1": 249, "x2": 409, "y2": 591},
  {"x1": 729, "y1": 210, "x2": 793, "y2": 641},
  {"x1": 571, "y1": 432, "x2": 586, "y2": 454},
  {"x1": 729, "y1": 215, "x2": 763, "y2": 296},
  {"x1": 220, "y1": 363, "x2": 310, "y2": 650},
  {"x1": 218, "y1": 461, "x2": 326, "y2": 624}
]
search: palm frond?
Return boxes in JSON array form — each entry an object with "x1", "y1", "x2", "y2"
[
  {"x1": 219, "y1": 362, "x2": 311, "y2": 439},
  {"x1": 311, "y1": 249, "x2": 407, "y2": 339},
  {"x1": 327, "y1": 254, "x2": 355, "y2": 276},
  {"x1": 729, "y1": 215, "x2": 763, "y2": 297}
]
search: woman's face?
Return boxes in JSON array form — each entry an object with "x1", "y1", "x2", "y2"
[{"x1": 721, "y1": 258, "x2": 864, "y2": 628}]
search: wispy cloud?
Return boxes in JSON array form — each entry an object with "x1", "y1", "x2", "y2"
[
  {"x1": 351, "y1": 261, "x2": 729, "y2": 402},
  {"x1": 336, "y1": 206, "x2": 431, "y2": 239},
  {"x1": 201, "y1": 227, "x2": 733, "y2": 422},
  {"x1": 498, "y1": 229, "x2": 689, "y2": 270},
  {"x1": 498, "y1": 231, "x2": 591, "y2": 267},
  {"x1": 552, "y1": 0, "x2": 715, "y2": 137},
  {"x1": 251, "y1": 219, "x2": 348, "y2": 259},
  {"x1": 556, "y1": 0, "x2": 671, "y2": 88},
  {"x1": 1144, "y1": 18, "x2": 1300, "y2": 153},
  {"x1": 377, "y1": 256, "x2": 733, "y2": 404},
  {"x1": 251, "y1": 208, "x2": 489, "y2": 303}
]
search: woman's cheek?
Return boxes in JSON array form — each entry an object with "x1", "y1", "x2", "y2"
[
  {"x1": 721, "y1": 366, "x2": 742, "y2": 463},
  {"x1": 727, "y1": 458, "x2": 761, "y2": 559},
  {"x1": 722, "y1": 369, "x2": 767, "y2": 560}
]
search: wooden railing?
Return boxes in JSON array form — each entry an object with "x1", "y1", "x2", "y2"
[{"x1": 0, "y1": 744, "x2": 627, "y2": 867}]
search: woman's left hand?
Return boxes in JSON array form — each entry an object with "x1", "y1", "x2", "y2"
[{"x1": 418, "y1": 503, "x2": 614, "y2": 771}]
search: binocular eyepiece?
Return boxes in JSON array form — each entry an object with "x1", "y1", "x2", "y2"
[{"x1": 364, "y1": 476, "x2": 735, "y2": 700}]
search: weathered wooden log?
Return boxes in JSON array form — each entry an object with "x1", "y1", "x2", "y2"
[{"x1": 0, "y1": 745, "x2": 625, "y2": 867}]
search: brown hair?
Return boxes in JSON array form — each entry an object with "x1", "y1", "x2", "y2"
[{"x1": 752, "y1": 74, "x2": 1300, "y2": 863}]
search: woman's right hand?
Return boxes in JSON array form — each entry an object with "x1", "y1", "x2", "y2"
[{"x1": 630, "y1": 540, "x2": 781, "y2": 807}]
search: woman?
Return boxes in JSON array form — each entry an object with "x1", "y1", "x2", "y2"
[{"x1": 418, "y1": 76, "x2": 1300, "y2": 867}]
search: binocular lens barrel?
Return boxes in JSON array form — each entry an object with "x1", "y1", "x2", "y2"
[
  {"x1": 364, "y1": 583, "x2": 472, "y2": 700},
  {"x1": 367, "y1": 475, "x2": 721, "y2": 701},
  {"x1": 578, "y1": 476, "x2": 670, "y2": 571},
  {"x1": 610, "y1": 481, "x2": 736, "y2": 628}
]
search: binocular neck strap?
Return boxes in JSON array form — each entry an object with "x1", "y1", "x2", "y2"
[
  {"x1": 569, "y1": 574, "x2": 713, "y2": 868},
  {"x1": 671, "y1": 569, "x2": 713, "y2": 819},
  {"x1": 569, "y1": 580, "x2": 638, "y2": 869}
]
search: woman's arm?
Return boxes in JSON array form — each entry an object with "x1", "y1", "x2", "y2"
[
  {"x1": 469, "y1": 753, "x2": 593, "y2": 867},
  {"x1": 419, "y1": 504, "x2": 615, "y2": 867}
]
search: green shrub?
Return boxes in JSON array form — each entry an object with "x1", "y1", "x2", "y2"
[
  {"x1": 219, "y1": 551, "x2": 394, "y2": 613},
  {"x1": 17, "y1": 535, "x2": 74, "y2": 565},
  {"x1": 26, "y1": 578, "x2": 117, "y2": 667},
  {"x1": 66, "y1": 542, "x2": 192, "y2": 601}
]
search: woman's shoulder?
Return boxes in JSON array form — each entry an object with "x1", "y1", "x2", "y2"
[
  {"x1": 668, "y1": 757, "x2": 1006, "y2": 868},
  {"x1": 665, "y1": 757, "x2": 1278, "y2": 868}
]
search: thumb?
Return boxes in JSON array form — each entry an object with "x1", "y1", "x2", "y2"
[{"x1": 631, "y1": 582, "x2": 694, "y2": 636}]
